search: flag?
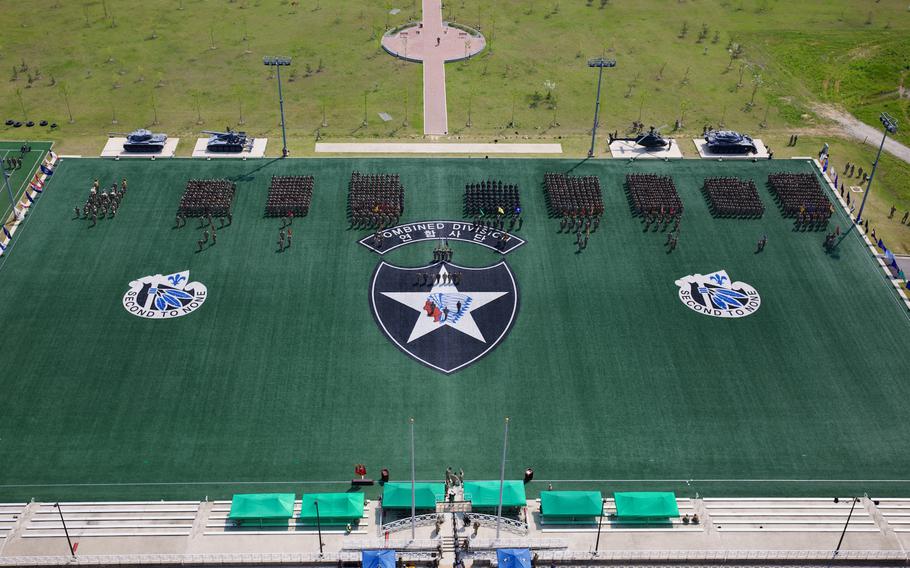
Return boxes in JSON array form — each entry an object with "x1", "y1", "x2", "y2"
[
  {"x1": 40, "y1": 164, "x2": 54, "y2": 176},
  {"x1": 877, "y1": 238, "x2": 885, "y2": 250},
  {"x1": 884, "y1": 249, "x2": 897, "y2": 268}
]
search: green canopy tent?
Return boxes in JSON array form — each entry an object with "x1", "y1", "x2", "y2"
[
  {"x1": 539, "y1": 491, "x2": 603, "y2": 524},
  {"x1": 463, "y1": 480, "x2": 526, "y2": 510},
  {"x1": 299, "y1": 492, "x2": 365, "y2": 527},
  {"x1": 228, "y1": 493, "x2": 295, "y2": 526},
  {"x1": 613, "y1": 492, "x2": 679, "y2": 522},
  {"x1": 381, "y1": 482, "x2": 445, "y2": 510}
]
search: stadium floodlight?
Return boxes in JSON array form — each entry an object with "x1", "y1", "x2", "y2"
[
  {"x1": 495, "y1": 416, "x2": 510, "y2": 540},
  {"x1": 856, "y1": 112, "x2": 898, "y2": 226},
  {"x1": 263, "y1": 56, "x2": 292, "y2": 158},
  {"x1": 314, "y1": 499, "x2": 324, "y2": 554},
  {"x1": 409, "y1": 417, "x2": 416, "y2": 541},
  {"x1": 593, "y1": 497, "x2": 606, "y2": 555},
  {"x1": 2, "y1": 168, "x2": 17, "y2": 220},
  {"x1": 53, "y1": 503, "x2": 76, "y2": 558},
  {"x1": 830, "y1": 496, "x2": 859, "y2": 564},
  {"x1": 586, "y1": 57, "x2": 617, "y2": 158}
]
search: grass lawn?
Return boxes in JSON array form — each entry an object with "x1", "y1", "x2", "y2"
[{"x1": 0, "y1": 156, "x2": 907, "y2": 503}]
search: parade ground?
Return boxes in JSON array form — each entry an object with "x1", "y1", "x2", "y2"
[{"x1": 0, "y1": 156, "x2": 908, "y2": 504}]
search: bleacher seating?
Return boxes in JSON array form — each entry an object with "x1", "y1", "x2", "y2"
[
  {"x1": 703, "y1": 498, "x2": 877, "y2": 532},
  {"x1": 0, "y1": 503, "x2": 25, "y2": 539},
  {"x1": 25, "y1": 501, "x2": 199, "y2": 538},
  {"x1": 702, "y1": 177, "x2": 764, "y2": 218},
  {"x1": 348, "y1": 172, "x2": 404, "y2": 229},
  {"x1": 265, "y1": 175, "x2": 314, "y2": 218},
  {"x1": 464, "y1": 180, "x2": 520, "y2": 219},
  {"x1": 543, "y1": 173, "x2": 603, "y2": 218},
  {"x1": 873, "y1": 499, "x2": 910, "y2": 533},
  {"x1": 625, "y1": 173, "x2": 683, "y2": 218},
  {"x1": 178, "y1": 179, "x2": 236, "y2": 218},
  {"x1": 767, "y1": 172, "x2": 833, "y2": 229}
]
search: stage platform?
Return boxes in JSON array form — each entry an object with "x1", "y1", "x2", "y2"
[
  {"x1": 692, "y1": 138, "x2": 770, "y2": 159},
  {"x1": 101, "y1": 137, "x2": 179, "y2": 159},
  {"x1": 192, "y1": 138, "x2": 268, "y2": 159},
  {"x1": 314, "y1": 142, "x2": 563, "y2": 154},
  {"x1": 609, "y1": 140, "x2": 684, "y2": 159}
]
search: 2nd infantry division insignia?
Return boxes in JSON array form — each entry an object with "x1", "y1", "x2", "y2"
[
  {"x1": 122, "y1": 270, "x2": 207, "y2": 319},
  {"x1": 675, "y1": 269, "x2": 760, "y2": 318},
  {"x1": 362, "y1": 221, "x2": 523, "y2": 374}
]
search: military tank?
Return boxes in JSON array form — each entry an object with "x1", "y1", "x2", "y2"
[
  {"x1": 113, "y1": 129, "x2": 168, "y2": 153},
  {"x1": 609, "y1": 126, "x2": 670, "y2": 149},
  {"x1": 202, "y1": 128, "x2": 254, "y2": 153},
  {"x1": 704, "y1": 130, "x2": 757, "y2": 154}
]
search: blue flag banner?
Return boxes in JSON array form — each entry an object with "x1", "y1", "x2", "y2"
[
  {"x1": 3, "y1": 226, "x2": 11, "y2": 239},
  {"x1": 877, "y1": 238, "x2": 885, "y2": 250},
  {"x1": 40, "y1": 164, "x2": 54, "y2": 176},
  {"x1": 884, "y1": 249, "x2": 897, "y2": 268},
  {"x1": 25, "y1": 193, "x2": 34, "y2": 204}
]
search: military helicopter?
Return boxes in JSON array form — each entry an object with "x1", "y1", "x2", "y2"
[
  {"x1": 609, "y1": 125, "x2": 671, "y2": 149},
  {"x1": 111, "y1": 128, "x2": 168, "y2": 153},
  {"x1": 704, "y1": 129, "x2": 757, "y2": 154},
  {"x1": 202, "y1": 128, "x2": 254, "y2": 153}
]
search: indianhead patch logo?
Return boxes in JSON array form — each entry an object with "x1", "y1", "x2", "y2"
[
  {"x1": 370, "y1": 261, "x2": 519, "y2": 374},
  {"x1": 675, "y1": 269, "x2": 760, "y2": 318},
  {"x1": 122, "y1": 270, "x2": 207, "y2": 319}
]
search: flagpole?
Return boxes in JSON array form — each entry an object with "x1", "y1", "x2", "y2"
[
  {"x1": 496, "y1": 417, "x2": 510, "y2": 541},
  {"x1": 410, "y1": 417, "x2": 416, "y2": 541}
]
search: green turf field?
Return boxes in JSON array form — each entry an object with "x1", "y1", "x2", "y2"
[{"x1": 0, "y1": 156, "x2": 907, "y2": 503}]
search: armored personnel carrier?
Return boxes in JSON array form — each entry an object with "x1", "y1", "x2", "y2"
[
  {"x1": 202, "y1": 128, "x2": 254, "y2": 153},
  {"x1": 704, "y1": 130, "x2": 757, "y2": 154},
  {"x1": 115, "y1": 129, "x2": 168, "y2": 153}
]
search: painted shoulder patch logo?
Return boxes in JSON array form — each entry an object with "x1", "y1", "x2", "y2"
[
  {"x1": 370, "y1": 261, "x2": 519, "y2": 374},
  {"x1": 675, "y1": 269, "x2": 760, "y2": 318},
  {"x1": 122, "y1": 270, "x2": 207, "y2": 319}
]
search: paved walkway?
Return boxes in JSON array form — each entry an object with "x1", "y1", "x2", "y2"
[
  {"x1": 814, "y1": 104, "x2": 910, "y2": 165},
  {"x1": 421, "y1": 0, "x2": 448, "y2": 136},
  {"x1": 381, "y1": 2, "x2": 485, "y2": 137},
  {"x1": 315, "y1": 142, "x2": 562, "y2": 154}
]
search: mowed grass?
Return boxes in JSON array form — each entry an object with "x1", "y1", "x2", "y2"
[
  {"x1": 0, "y1": 156, "x2": 907, "y2": 502},
  {"x1": 0, "y1": 0, "x2": 907, "y2": 150},
  {"x1": 2, "y1": 1, "x2": 910, "y2": 251}
]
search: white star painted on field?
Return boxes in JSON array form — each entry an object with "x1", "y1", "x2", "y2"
[{"x1": 381, "y1": 266, "x2": 508, "y2": 344}]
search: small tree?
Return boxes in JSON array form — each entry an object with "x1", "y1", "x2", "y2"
[{"x1": 678, "y1": 21, "x2": 688, "y2": 38}]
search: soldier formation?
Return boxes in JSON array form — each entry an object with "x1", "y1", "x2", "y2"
[
  {"x1": 74, "y1": 178, "x2": 127, "y2": 226},
  {"x1": 348, "y1": 172, "x2": 404, "y2": 229},
  {"x1": 768, "y1": 172, "x2": 833, "y2": 230},
  {"x1": 703, "y1": 177, "x2": 765, "y2": 218},
  {"x1": 265, "y1": 175, "x2": 314, "y2": 218}
]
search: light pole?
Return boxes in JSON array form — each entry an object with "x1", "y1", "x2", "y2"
[
  {"x1": 587, "y1": 57, "x2": 617, "y2": 158},
  {"x1": 53, "y1": 503, "x2": 76, "y2": 558},
  {"x1": 828, "y1": 497, "x2": 859, "y2": 567},
  {"x1": 495, "y1": 416, "x2": 510, "y2": 541},
  {"x1": 3, "y1": 168, "x2": 18, "y2": 220},
  {"x1": 410, "y1": 417, "x2": 416, "y2": 541},
  {"x1": 856, "y1": 112, "x2": 898, "y2": 225},
  {"x1": 593, "y1": 498, "x2": 606, "y2": 555},
  {"x1": 314, "y1": 499, "x2": 324, "y2": 555},
  {"x1": 263, "y1": 56, "x2": 292, "y2": 157}
]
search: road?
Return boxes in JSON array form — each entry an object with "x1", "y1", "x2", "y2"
[{"x1": 814, "y1": 104, "x2": 910, "y2": 165}]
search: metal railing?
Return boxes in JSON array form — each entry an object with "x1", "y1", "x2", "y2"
[
  {"x1": 465, "y1": 512, "x2": 528, "y2": 535},
  {"x1": 379, "y1": 513, "x2": 441, "y2": 535},
  {"x1": 344, "y1": 538, "x2": 441, "y2": 550}
]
